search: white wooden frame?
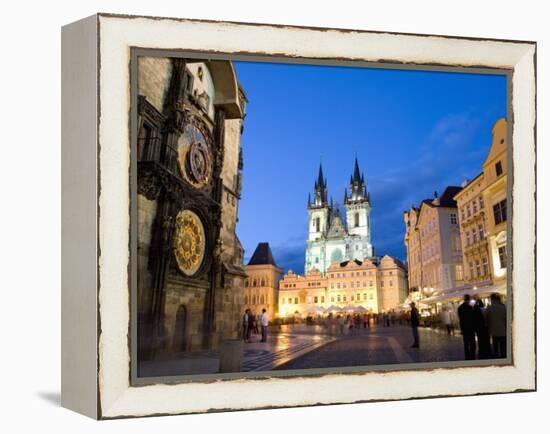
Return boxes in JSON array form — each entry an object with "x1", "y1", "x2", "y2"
[{"x1": 61, "y1": 13, "x2": 536, "y2": 419}]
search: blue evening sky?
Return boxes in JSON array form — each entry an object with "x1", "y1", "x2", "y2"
[{"x1": 233, "y1": 61, "x2": 507, "y2": 274}]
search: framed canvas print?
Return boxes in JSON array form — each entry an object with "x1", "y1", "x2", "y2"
[{"x1": 61, "y1": 13, "x2": 536, "y2": 419}]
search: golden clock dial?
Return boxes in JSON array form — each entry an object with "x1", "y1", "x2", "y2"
[{"x1": 174, "y1": 210, "x2": 206, "y2": 276}]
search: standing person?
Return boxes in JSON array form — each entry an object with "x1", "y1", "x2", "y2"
[
  {"x1": 260, "y1": 308, "x2": 269, "y2": 343},
  {"x1": 247, "y1": 309, "x2": 255, "y2": 342},
  {"x1": 242, "y1": 309, "x2": 250, "y2": 342},
  {"x1": 441, "y1": 308, "x2": 452, "y2": 335},
  {"x1": 473, "y1": 298, "x2": 491, "y2": 359},
  {"x1": 486, "y1": 293, "x2": 507, "y2": 358},
  {"x1": 410, "y1": 302, "x2": 420, "y2": 348},
  {"x1": 458, "y1": 294, "x2": 476, "y2": 360},
  {"x1": 337, "y1": 315, "x2": 345, "y2": 335}
]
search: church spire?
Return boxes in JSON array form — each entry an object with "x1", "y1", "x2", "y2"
[
  {"x1": 310, "y1": 163, "x2": 329, "y2": 208},
  {"x1": 347, "y1": 157, "x2": 369, "y2": 203}
]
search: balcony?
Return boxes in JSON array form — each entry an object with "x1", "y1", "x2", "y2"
[{"x1": 138, "y1": 137, "x2": 179, "y2": 176}]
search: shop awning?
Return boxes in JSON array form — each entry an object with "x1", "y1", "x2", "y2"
[{"x1": 420, "y1": 283, "x2": 507, "y2": 305}]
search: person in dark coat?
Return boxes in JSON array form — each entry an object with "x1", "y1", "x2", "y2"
[
  {"x1": 486, "y1": 293, "x2": 507, "y2": 358},
  {"x1": 473, "y1": 298, "x2": 492, "y2": 359},
  {"x1": 458, "y1": 294, "x2": 476, "y2": 360},
  {"x1": 242, "y1": 309, "x2": 250, "y2": 342},
  {"x1": 247, "y1": 310, "x2": 255, "y2": 342},
  {"x1": 409, "y1": 302, "x2": 420, "y2": 348}
]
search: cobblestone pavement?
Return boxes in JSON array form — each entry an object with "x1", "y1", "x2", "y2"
[
  {"x1": 138, "y1": 329, "x2": 334, "y2": 377},
  {"x1": 275, "y1": 325, "x2": 465, "y2": 370}
]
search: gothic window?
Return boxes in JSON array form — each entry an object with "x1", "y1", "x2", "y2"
[
  {"x1": 315, "y1": 217, "x2": 320, "y2": 232},
  {"x1": 260, "y1": 279, "x2": 265, "y2": 286},
  {"x1": 252, "y1": 279, "x2": 257, "y2": 287},
  {"x1": 260, "y1": 295, "x2": 265, "y2": 304},
  {"x1": 354, "y1": 212, "x2": 359, "y2": 227}
]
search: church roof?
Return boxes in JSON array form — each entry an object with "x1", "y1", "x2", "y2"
[{"x1": 248, "y1": 242, "x2": 279, "y2": 267}]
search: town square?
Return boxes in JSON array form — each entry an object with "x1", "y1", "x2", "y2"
[{"x1": 135, "y1": 55, "x2": 509, "y2": 378}]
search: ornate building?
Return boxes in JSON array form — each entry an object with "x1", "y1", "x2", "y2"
[
  {"x1": 136, "y1": 57, "x2": 248, "y2": 362},
  {"x1": 305, "y1": 158, "x2": 374, "y2": 274},
  {"x1": 454, "y1": 118, "x2": 508, "y2": 290},
  {"x1": 278, "y1": 256, "x2": 408, "y2": 316},
  {"x1": 243, "y1": 243, "x2": 283, "y2": 318}
]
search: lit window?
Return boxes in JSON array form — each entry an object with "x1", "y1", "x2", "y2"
[{"x1": 498, "y1": 246, "x2": 507, "y2": 268}]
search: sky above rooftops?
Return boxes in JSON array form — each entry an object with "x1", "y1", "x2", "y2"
[{"x1": 233, "y1": 60, "x2": 507, "y2": 274}]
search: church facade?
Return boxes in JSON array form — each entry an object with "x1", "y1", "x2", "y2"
[{"x1": 305, "y1": 159, "x2": 374, "y2": 275}]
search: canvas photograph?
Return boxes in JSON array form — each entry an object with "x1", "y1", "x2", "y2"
[{"x1": 133, "y1": 53, "x2": 511, "y2": 382}]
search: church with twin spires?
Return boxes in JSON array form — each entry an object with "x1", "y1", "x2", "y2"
[{"x1": 305, "y1": 158, "x2": 375, "y2": 275}]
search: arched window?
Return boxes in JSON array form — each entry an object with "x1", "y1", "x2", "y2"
[
  {"x1": 252, "y1": 279, "x2": 257, "y2": 287},
  {"x1": 354, "y1": 212, "x2": 359, "y2": 227},
  {"x1": 260, "y1": 295, "x2": 265, "y2": 304},
  {"x1": 244, "y1": 295, "x2": 249, "y2": 305},
  {"x1": 260, "y1": 279, "x2": 265, "y2": 286}
]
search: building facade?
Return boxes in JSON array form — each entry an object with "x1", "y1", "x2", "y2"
[
  {"x1": 278, "y1": 256, "x2": 408, "y2": 316},
  {"x1": 136, "y1": 57, "x2": 248, "y2": 359},
  {"x1": 403, "y1": 187, "x2": 464, "y2": 297},
  {"x1": 481, "y1": 118, "x2": 508, "y2": 288},
  {"x1": 243, "y1": 243, "x2": 283, "y2": 318},
  {"x1": 454, "y1": 173, "x2": 491, "y2": 285},
  {"x1": 453, "y1": 118, "x2": 508, "y2": 290},
  {"x1": 305, "y1": 159, "x2": 374, "y2": 274}
]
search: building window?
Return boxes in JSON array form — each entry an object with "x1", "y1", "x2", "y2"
[
  {"x1": 369, "y1": 281, "x2": 373, "y2": 286},
  {"x1": 244, "y1": 295, "x2": 248, "y2": 304},
  {"x1": 493, "y1": 199, "x2": 507, "y2": 225},
  {"x1": 469, "y1": 262, "x2": 475, "y2": 278},
  {"x1": 495, "y1": 161, "x2": 503, "y2": 176},
  {"x1": 370, "y1": 294, "x2": 374, "y2": 300},
  {"x1": 472, "y1": 228, "x2": 478, "y2": 243},
  {"x1": 331, "y1": 296, "x2": 335, "y2": 302},
  {"x1": 363, "y1": 293, "x2": 367, "y2": 300},
  {"x1": 479, "y1": 196, "x2": 485, "y2": 209},
  {"x1": 245, "y1": 280, "x2": 249, "y2": 287},
  {"x1": 351, "y1": 272, "x2": 354, "y2": 277},
  {"x1": 467, "y1": 204, "x2": 471, "y2": 218},
  {"x1": 314, "y1": 296, "x2": 318, "y2": 303},
  {"x1": 357, "y1": 293, "x2": 360, "y2": 300},
  {"x1": 337, "y1": 283, "x2": 340, "y2": 289},
  {"x1": 337, "y1": 295, "x2": 341, "y2": 302},
  {"x1": 461, "y1": 209, "x2": 465, "y2": 221},
  {"x1": 294, "y1": 297, "x2": 298, "y2": 304},
  {"x1": 315, "y1": 217, "x2": 320, "y2": 232},
  {"x1": 380, "y1": 281, "x2": 384, "y2": 288},
  {"x1": 498, "y1": 246, "x2": 507, "y2": 269},
  {"x1": 356, "y1": 281, "x2": 360, "y2": 287},
  {"x1": 354, "y1": 212, "x2": 359, "y2": 227},
  {"x1": 351, "y1": 281, "x2": 354, "y2": 288},
  {"x1": 321, "y1": 296, "x2": 325, "y2": 303},
  {"x1": 343, "y1": 295, "x2": 347, "y2": 302},
  {"x1": 466, "y1": 231, "x2": 471, "y2": 246},
  {"x1": 482, "y1": 257, "x2": 489, "y2": 276},
  {"x1": 351, "y1": 295, "x2": 354, "y2": 302},
  {"x1": 330, "y1": 283, "x2": 334, "y2": 289},
  {"x1": 479, "y1": 224, "x2": 485, "y2": 239},
  {"x1": 475, "y1": 260, "x2": 481, "y2": 276},
  {"x1": 455, "y1": 264, "x2": 463, "y2": 281},
  {"x1": 450, "y1": 213, "x2": 457, "y2": 224}
]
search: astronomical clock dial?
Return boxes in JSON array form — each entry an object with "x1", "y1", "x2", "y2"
[
  {"x1": 173, "y1": 210, "x2": 206, "y2": 276},
  {"x1": 177, "y1": 123, "x2": 212, "y2": 188}
]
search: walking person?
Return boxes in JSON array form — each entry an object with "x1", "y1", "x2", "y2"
[
  {"x1": 473, "y1": 298, "x2": 492, "y2": 359},
  {"x1": 260, "y1": 308, "x2": 269, "y2": 343},
  {"x1": 441, "y1": 308, "x2": 452, "y2": 335},
  {"x1": 458, "y1": 294, "x2": 476, "y2": 360},
  {"x1": 486, "y1": 293, "x2": 507, "y2": 358},
  {"x1": 409, "y1": 302, "x2": 420, "y2": 348},
  {"x1": 242, "y1": 309, "x2": 250, "y2": 342}
]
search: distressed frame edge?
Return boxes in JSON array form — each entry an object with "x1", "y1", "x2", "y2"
[
  {"x1": 95, "y1": 15, "x2": 537, "y2": 419},
  {"x1": 61, "y1": 13, "x2": 100, "y2": 420}
]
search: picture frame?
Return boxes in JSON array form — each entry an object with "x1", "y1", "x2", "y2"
[{"x1": 61, "y1": 13, "x2": 536, "y2": 419}]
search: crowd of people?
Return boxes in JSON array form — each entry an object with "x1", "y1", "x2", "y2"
[{"x1": 409, "y1": 293, "x2": 507, "y2": 360}]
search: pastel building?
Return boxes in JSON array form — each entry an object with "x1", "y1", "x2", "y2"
[
  {"x1": 278, "y1": 256, "x2": 408, "y2": 317},
  {"x1": 403, "y1": 186, "x2": 464, "y2": 297}
]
